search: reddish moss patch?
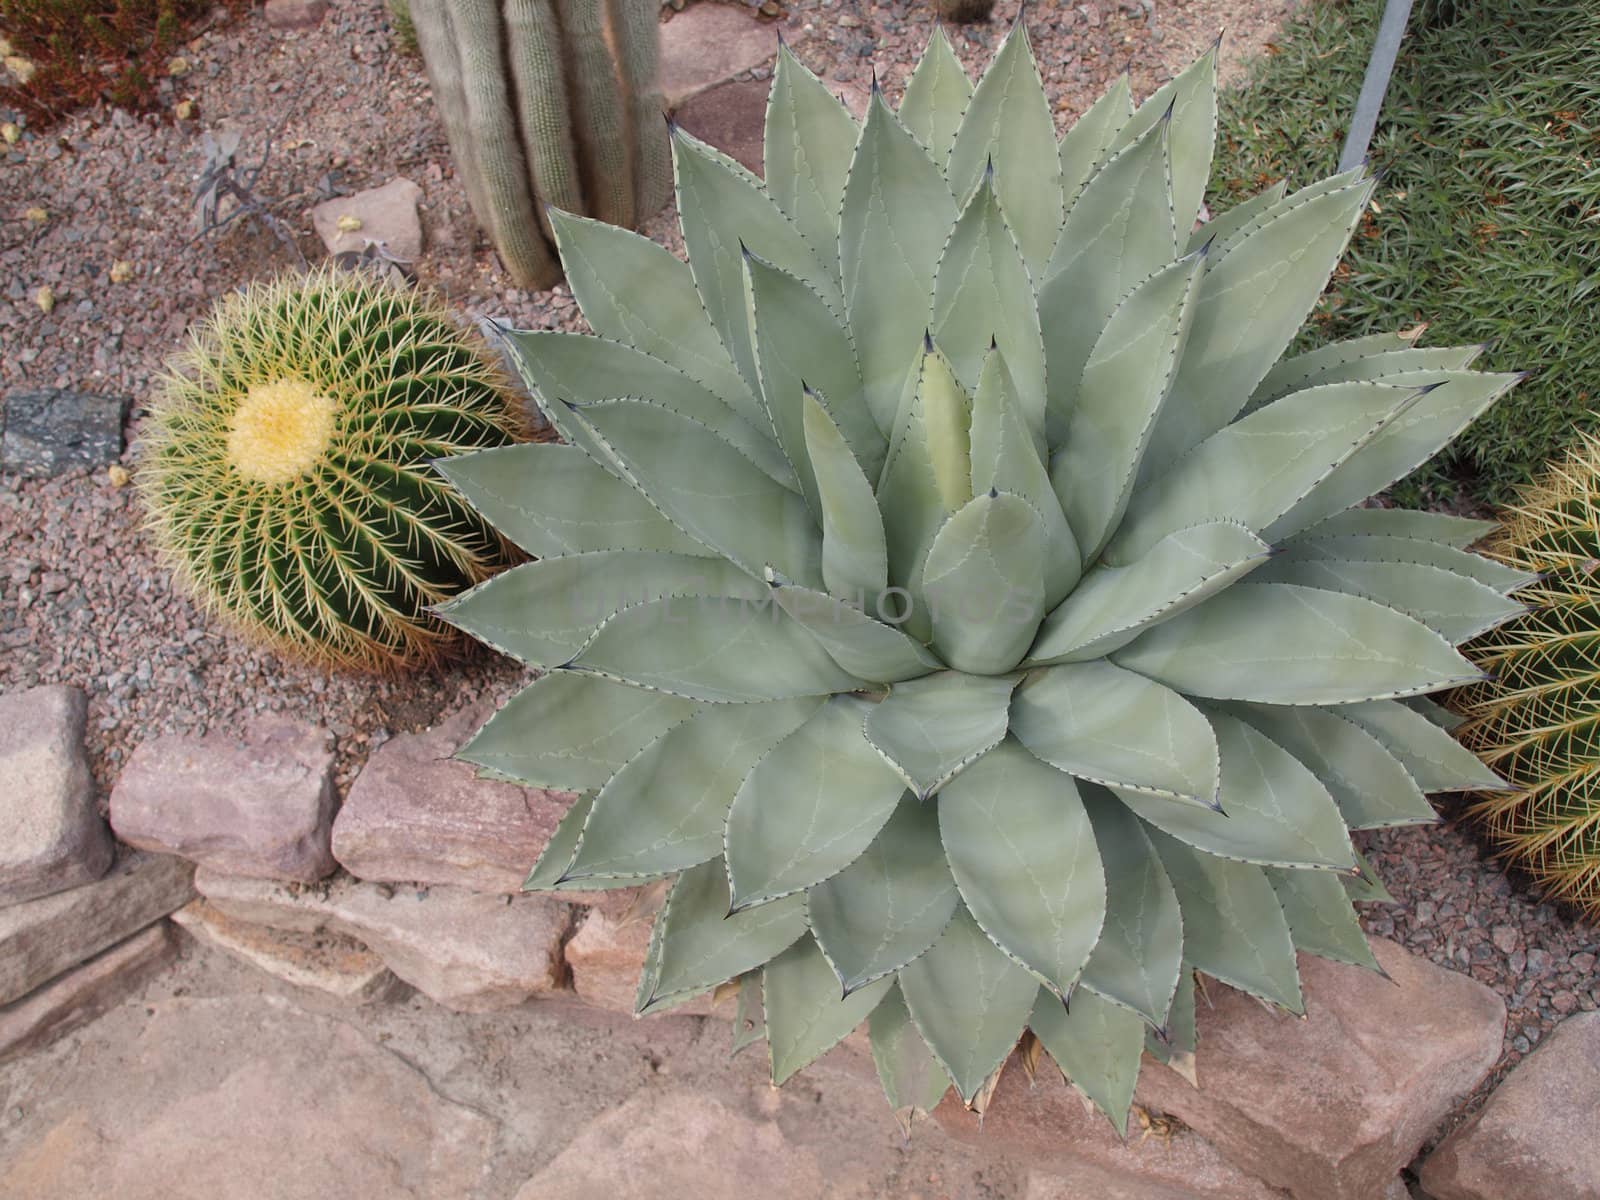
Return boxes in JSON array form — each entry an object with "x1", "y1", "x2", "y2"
[{"x1": 0, "y1": 0, "x2": 250, "y2": 127}]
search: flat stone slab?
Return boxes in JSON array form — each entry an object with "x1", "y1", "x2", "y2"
[
  {"x1": 515, "y1": 1090, "x2": 824, "y2": 1200},
  {"x1": 308, "y1": 177, "x2": 424, "y2": 263},
  {"x1": 196, "y1": 868, "x2": 569, "y2": 1012},
  {"x1": 110, "y1": 718, "x2": 336, "y2": 883},
  {"x1": 936, "y1": 1062, "x2": 1280, "y2": 1200},
  {"x1": 171, "y1": 899, "x2": 401, "y2": 1005},
  {"x1": 674, "y1": 79, "x2": 769, "y2": 175},
  {"x1": 1419, "y1": 1009, "x2": 1600, "y2": 1200},
  {"x1": 0, "y1": 924, "x2": 175, "y2": 1065},
  {"x1": 0, "y1": 685, "x2": 113, "y2": 906},
  {"x1": 0, "y1": 853, "x2": 194, "y2": 1006},
  {"x1": 332, "y1": 704, "x2": 575, "y2": 894},
  {"x1": 0, "y1": 994, "x2": 495, "y2": 1199},
  {"x1": 659, "y1": 3, "x2": 776, "y2": 109},
  {"x1": 1134, "y1": 937, "x2": 1506, "y2": 1200},
  {"x1": 1, "y1": 389, "x2": 129, "y2": 477}
]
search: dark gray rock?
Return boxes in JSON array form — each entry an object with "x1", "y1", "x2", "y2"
[{"x1": 1, "y1": 389, "x2": 129, "y2": 477}]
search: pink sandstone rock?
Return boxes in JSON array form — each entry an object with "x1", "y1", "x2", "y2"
[
  {"x1": 0, "y1": 994, "x2": 495, "y2": 1200},
  {"x1": 514, "y1": 1091, "x2": 825, "y2": 1200},
  {"x1": 674, "y1": 80, "x2": 769, "y2": 175},
  {"x1": 195, "y1": 868, "x2": 569, "y2": 1012},
  {"x1": 1133, "y1": 937, "x2": 1506, "y2": 1200},
  {"x1": 110, "y1": 718, "x2": 336, "y2": 883},
  {"x1": 171, "y1": 899, "x2": 401, "y2": 1005},
  {"x1": 936, "y1": 1060, "x2": 1280, "y2": 1199},
  {"x1": 563, "y1": 884, "x2": 717, "y2": 1018},
  {"x1": 308, "y1": 177, "x2": 424, "y2": 263},
  {"x1": 0, "y1": 684, "x2": 113, "y2": 906},
  {"x1": 0, "y1": 923, "x2": 175, "y2": 1063},
  {"x1": 673, "y1": 76, "x2": 871, "y2": 180},
  {"x1": 1419, "y1": 1009, "x2": 1600, "y2": 1200},
  {"x1": 332, "y1": 704, "x2": 575, "y2": 894},
  {"x1": 263, "y1": 0, "x2": 329, "y2": 31}
]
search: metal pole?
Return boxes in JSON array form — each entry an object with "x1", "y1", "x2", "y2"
[{"x1": 1338, "y1": 0, "x2": 1415, "y2": 172}]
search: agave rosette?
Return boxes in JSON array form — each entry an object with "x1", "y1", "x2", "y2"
[{"x1": 437, "y1": 24, "x2": 1522, "y2": 1129}]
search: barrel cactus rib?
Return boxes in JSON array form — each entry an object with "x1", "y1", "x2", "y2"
[{"x1": 448, "y1": 23, "x2": 1524, "y2": 1130}]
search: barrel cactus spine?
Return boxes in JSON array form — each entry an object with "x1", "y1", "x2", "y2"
[
  {"x1": 439, "y1": 22, "x2": 1525, "y2": 1129},
  {"x1": 407, "y1": 0, "x2": 671, "y2": 290},
  {"x1": 139, "y1": 265, "x2": 528, "y2": 671},
  {"x1": 1453, "y1": 430, "x2": 1600, "y2": 916}
]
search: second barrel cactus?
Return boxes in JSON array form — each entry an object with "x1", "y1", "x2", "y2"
[
  {"x1": 1454, "y1": 432, "x2": 1600, "y2": 916},
  {"x1": 407, "y1": 0, "x2": 671, "y2": 289}
]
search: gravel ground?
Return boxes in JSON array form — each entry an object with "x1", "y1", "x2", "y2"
[{"x1": 2, "y1": 0, "x2": 1592, "y2": 1138}]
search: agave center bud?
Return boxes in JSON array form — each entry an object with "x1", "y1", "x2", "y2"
[{"x1": 226, "y1": 378, "x2": 338, "y2": 485}]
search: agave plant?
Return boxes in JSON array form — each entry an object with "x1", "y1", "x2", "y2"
[{"x1": 438, "y1": 24, "x2": 1524, "y2": 1130}]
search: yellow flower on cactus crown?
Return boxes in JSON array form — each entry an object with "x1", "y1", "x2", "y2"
[{"x1": 226, "y1": 378, "x2": 338, "y2": 485}]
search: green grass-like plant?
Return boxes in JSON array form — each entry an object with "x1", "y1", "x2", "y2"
[
  {"x1": 1454, "y1": 431, "x2": 1600, "y2": 917},
  {"x1": 139, "y1": 266, "x2": 527, "y2": 671},
  {"x1": 1210, "y1": 0, "x2": 1599, "y2": 506},
  {"x1": 387, "y1": 0, "x2": 418, "y2": 56}
]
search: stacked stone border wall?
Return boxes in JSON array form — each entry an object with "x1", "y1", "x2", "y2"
[{"x1": 6, "y1": 681, "x2": 1595, "y2": 1198}]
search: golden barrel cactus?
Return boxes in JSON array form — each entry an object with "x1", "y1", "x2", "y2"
[
  {"x1": 1455, "y1": 430, "x2": 1600, "y2": 915},
  {"x1": 139, "y1": 267, "x2": 527, "y2": 670}
]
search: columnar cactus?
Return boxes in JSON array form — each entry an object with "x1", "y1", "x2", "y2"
[
  {"x1": 1454, "y1": 432, "x2": 1600, "y2": 916},
  {"x1": 140, "y1": 267, "x2": 527, "y2": 670},
  {"x1": 440, "y1": 25, "x2": 1524, "y2": 1128},
  {"x1": 407, "y1": 0, "x2": 671, "y2": 289}
]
